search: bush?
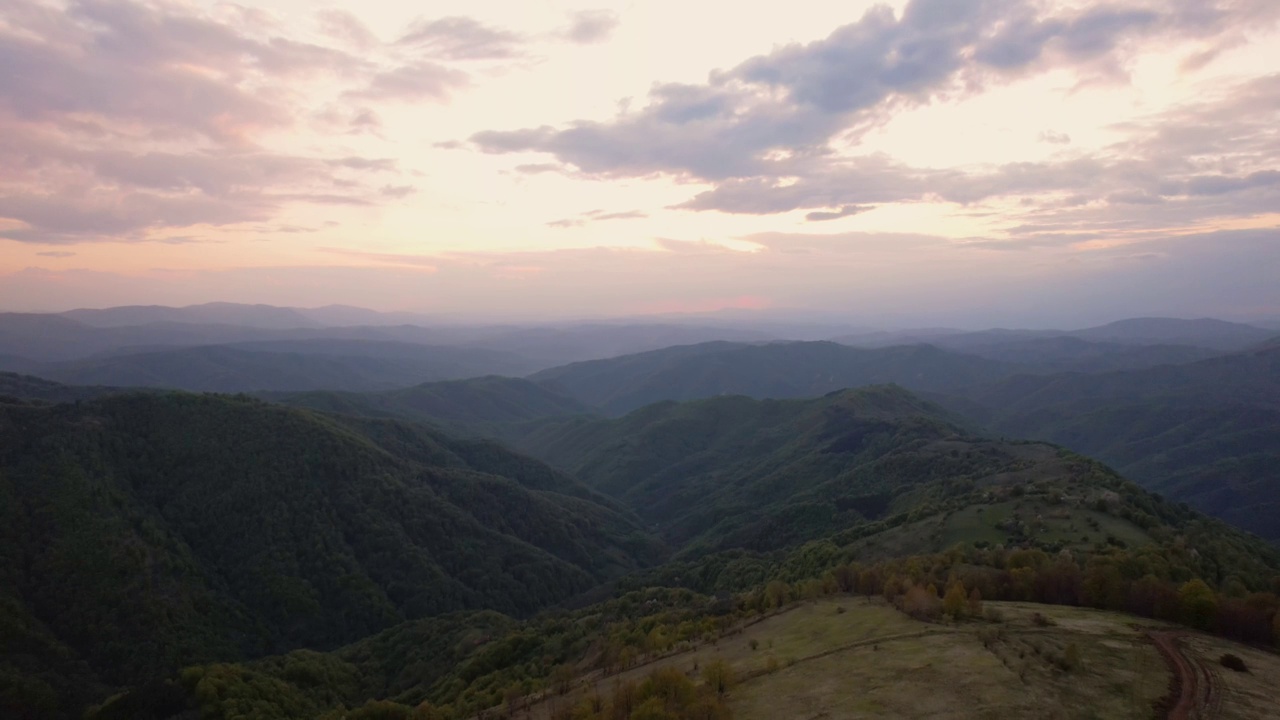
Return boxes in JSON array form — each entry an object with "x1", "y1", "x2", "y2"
[
  {"x1": 1220, "y1": 654, "x2": 1249, "y2": 673},
  {"x1": 1031, "y1": 612, "x2": 1056, "y2": 627},
  {"x1": 1059, "y1": 643, "x2": 1081, "y2": 672}
]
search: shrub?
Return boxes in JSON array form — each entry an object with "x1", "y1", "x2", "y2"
[
  {"x1": 1031, "y1": 612, "x2": 1056, "y2": 627},
  {"x1": 1060, "y1": 643, "x2": 1081, "y2": 672},
  {"x1": 748, "y1": 639, "x2": 759, "y2": 651}
]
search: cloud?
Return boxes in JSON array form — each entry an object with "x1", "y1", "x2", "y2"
[
  {"x1": 470, "y1": 0, "x2": 1280, "y2": 230},
  {"x1": 317, "y1": 247, "x2": 440, "y2": 270},
  {"x1": 473, "y1": 0, "x2": 1188, "y2": 179},
  {"x1": 0, "y1": 0, "x2": 371, "y2": 144},
  {"x1": 379, "y1": 184, "x2": 417, "y2": 198},
  {"x1": 591, "y1": 210, "x2": 647, "y2": 221},
  {"x1": 562, "y1": 10, "x2": 619, "y2": 44},
  {"x1": 397, "y1": 16, "x2": 523, "y2": 60},
  {"x1": 36, "y1": 250, "x2": 76, "y2": 257},
  {"x1": 547, "y1": 209, "x2": 647, "y2": 227},
  {"x1": 0, "y1": 0, "x2": 489, "y2": 244},
  {"x1": 327, "y1": 157, "x2": 397, "y2": 172},
  {"x1": 316, "y1": 9, "x2": 379, "y2": 50},
  {"x1": 349, "y1": 62, "x2": 470, "y2": 102},
  {"x1": 1038, "y1": 130, "x2": 1072, "y2": 145},
  {"x1": 805, "y1": 205, "x2": 874, "y2": 222}
]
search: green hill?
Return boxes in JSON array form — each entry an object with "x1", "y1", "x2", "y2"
[
  {"x1": 505, "y1": 387, "x2": 1280, "y2": 574},
  {"x1": 0, "y1": 372, "x2": 122, "y2": 403},
  {"x1": 530, "y1": 341, "x2": 1014, "y2": 416},
  {"x1": 273, "y1": 375, "x2": 590, "y2": 436},
  {"x1": 949, "y1": 344, "x2": 1280, "y2": 540},
  {"x1": 0, "y1": 392, "x2": 660, "y2": 717}
]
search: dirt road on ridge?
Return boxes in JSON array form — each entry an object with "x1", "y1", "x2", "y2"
[{"x1": 1148, "y1": 630, "x2": 1221, "y2": 719}]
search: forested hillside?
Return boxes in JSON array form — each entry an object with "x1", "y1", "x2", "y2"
[
  {"x1": 0, "y1": 372, "x2": 121, "y2": 403},
  {"x1": 274, "y1": 376, "x2": 590, "y2": 436},
  {"x1": 507, "y1": 387, "x2": 1280, "y2": 572},
  {"x1": 0, "y1": 393, "x2": 660, "y2": 717},
  {"x1": 949, "y1": 344, "x2": 1280, "y2": 540}
]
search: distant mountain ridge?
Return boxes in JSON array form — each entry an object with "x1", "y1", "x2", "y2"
[
  {"x1": 530, "y1": 341, "x2": 1016, "y2": 416},
  {"x1": 836, "y1": 316, "x2": 1273, "y2": 352},
  {"x1": 0, "y1": 343, "x2": 538, "y2": 393},
  {"x1": 273, "y1": 376, "x2": 591, "y2": 434}
]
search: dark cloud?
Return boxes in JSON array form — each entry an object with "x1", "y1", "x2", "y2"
[
  {"x1": 476, "y1": 0, "x2": 1160, "y2": 180},
  {"x1": 806, "y1": 205, "x2": 874, "y2": 222},
  {"x1": 397, "y1": 16, "x2": 523, "y2": 60},
  {"x1": 471, "y1": 0, "x2": 1280, "y2": 229},
  {"x1": 562, "y1": 10, "x2": 619, "y2": 44}
]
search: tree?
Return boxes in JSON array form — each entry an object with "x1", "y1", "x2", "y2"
[
  {"x1": 629, "y1": 697, "x2": 675, "y2": 720},
  {"x1": 701, "y1": 660, "x2": 735, "y2": 697},
  {"x1": 902, "y1": 585, "x2": 941, "y2": 620},
  {"x1": 943, "y1": 582, "x2": 967, "y2": 620},
  {"x1": 764, "y1": 580, "x2": 790, "y2": 609},
  {"x1": 967, "y1": 587, "x2": 983, "y2": 617},
  {"x1": 551, "y1": 664, "x2": 575, "y2": 696},
  {"x1": 833, "y1": 563, "x2": 857, "y2": 593},
  {"x1": 1179, "y1": 579, "x2": 1218, "y2": 629}
]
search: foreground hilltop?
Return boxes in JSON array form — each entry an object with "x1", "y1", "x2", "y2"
[{"x1": 3, "y1": 384, "x2": 1279, "y2": 719}]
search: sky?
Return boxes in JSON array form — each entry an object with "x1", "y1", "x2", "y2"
[{"x1": 1, "y1": 0, "x2": 1278, "y2": 326}]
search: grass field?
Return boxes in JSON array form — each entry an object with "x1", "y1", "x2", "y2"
[{"x1": 515, "y1": 598, "x2": 1280, "y2": 719}]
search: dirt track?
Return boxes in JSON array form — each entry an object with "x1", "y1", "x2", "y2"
[{"x1": 1148, "y1": 631, "x2": 1220, "y2": 719}]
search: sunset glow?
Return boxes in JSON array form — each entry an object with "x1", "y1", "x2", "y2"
[{"x1": 2, "y1": 0, "x2": 1278, "y2": 324}]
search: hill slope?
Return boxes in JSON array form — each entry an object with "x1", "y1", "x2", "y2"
[
  {"x1": 273, "y1": 375, "x2": 590, "y2": 435},
  {"x1": 531, "y1": 341, "x2": 1014, "y2": 416},
  {"x1": 950, "y1": 344, "x2": 1280, "y2": 540},
  {"x1": 507, "y1": 386, "x2": 1280, "y2": 571},
  {"x1": 0, "y1": 393, "x2": 660, "y2": 715}
]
